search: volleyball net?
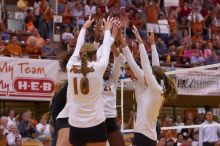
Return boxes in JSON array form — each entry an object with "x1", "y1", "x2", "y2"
[{"x1": 117, "y1": 63, "x2": 220, "y2": 134}]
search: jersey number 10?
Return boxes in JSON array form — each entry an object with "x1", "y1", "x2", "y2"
[{"x1": 73, "y1": 77, "x2": 89, "y2": 95}]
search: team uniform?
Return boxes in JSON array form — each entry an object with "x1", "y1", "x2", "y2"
[
  {"x1": 64, "y1": 27, "x2": 114, "y2": 145},
  {"x1": 102, "y1": 53, "x2": 126, "y2": 133},
  {"x1": 122, "y1": 43, "x2": 163, "y2": 146}
]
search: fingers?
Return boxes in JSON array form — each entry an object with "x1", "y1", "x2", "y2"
[{"x1": 132, "y1": 25, "x2": 138, "y2": 34}]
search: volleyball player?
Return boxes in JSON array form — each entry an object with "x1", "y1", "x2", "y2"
[
  {"x1": 119, "y1": 26, "x2": 177, "y2": 146},
  {"x1": 49, "y1": 53, "x2": 73, "y2": 146},
  {"x1": 67, "y1": 17, "x2": 118, "y2": 146},
  {"x1": 93, "y1": 21, "x2": 126, "y2": 146},
  {"x1": 102, "y1": 44, "x2": 126, "y2": 146}
]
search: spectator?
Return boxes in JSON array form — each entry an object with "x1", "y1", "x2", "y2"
[
  {"x1": 26, "y1": 110, "x2": 38, "y2": 128},
  {"x1": 42, "y1": 6, "x2": 53, "y2": 39},
  {"x1": 84, "y1": 0, "x2": 96, "y2": 17},
  {"x1": 157, "y1": 137, "x2": 166, "y2": 146},
  {"x1": 191, "y1": 14, "x2": 204, "y2": 37},
  {"x1": 183, "y1": 44, "x2": 194, "y2": 64},
  {"x1": 144, "y1": 0, "x2": 161, "y2": 33},
  {"x1": 181, "y1": 29, "x2": 192, "y2": 46},
  {"x1": 179, "y1": 2, "x2": 191, "y2": 25},
  {"x1": 181, "y1": 119, "x2": 194, "y2": 139},
  {"x1": 6, "y1": 36, "x2": 23, "y2": 56},
  {"x1": 6, "y1": 109, "x2": 16, "y2": 130},
  {"x1": 204, "y1": 41, "x2": 213, "y2": 59},
  {"x1": 192, "y1": 132, "x2": 199, "y2": 146},
  {"x1": 188, "y1": 7, "x2": 204, "y2": 22},
  {"x1": 163, "y1": 117, "x2": 176, "y2": 140},
  {"x1": 199, "y1": 110, "x2": 220, "y2": 146},
  {"x1": 168, "y1": 12, "x2": 178, "y2": 33},
  {"x1": 174, "y1": 115, "x2": 184, "y2": 134},
  {"x1": 109, "y1": 1, "x2": 120, "y2": 16},
  {"x1": 167, "y1": 29, "x2": 182, "y2": 47},
  {"x1": 61, "y1": 4, "x2": 73, "y2": 30},
  {"x1": 174, "y1": 133, "x2": 184, "y2": 146},
  {"x1": 33, "y1": 0, "x2": 40, "y2": 28},
  {"x1": 72, "y1": 2, "x2": 85, "y2": 28},
  {"x1": 18, "y1": 112, "x2": 36, "y2": 139},
  {"x1": 36, "y1": 118, "x2": 52, "y2": 137},
  {"x1": 6, "y1": 124, "x2": 21, "y2": 146},
  {"x1": 15, "y1": 137, "x2": 22, "y2": 146},
  {"x1": 0, "y1": 125, "x2": 7, "y2": 146},
  {"x1": 42, "y1": 39, "x2": 55, "y2": 58},
  {"x1": 156, "y1": 37, "x2": 169, "y2": 61},
  {"x1": 62, "y1": 27, "x2": 74, "y2": 45},
  {"x1": 25, "y1": 8, "x2": 35, "y2": 32},
  {"x1": 26, "y1": 29, "x2": 44, "y2": 57},
  {"x1": 190, "y1": 42, "x2": 205, "y2": 65}
]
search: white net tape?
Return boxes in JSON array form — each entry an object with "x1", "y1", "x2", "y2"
[{"x1": 121, "y1": 124, "x2": 220, "y2": 133}]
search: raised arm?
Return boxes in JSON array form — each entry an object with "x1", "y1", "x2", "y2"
[
  {"x1": 119, "y1": 29, "x2": 145, "y2": 84},
  {"x1": 96, "y1": 17, "x2": 116, "y2": 69},
  {"x1": 111, "y1": 44, "x2": 126, "y2": 84},
  {"x1": 150, "y1": 32, "x2": 160, "y2": 66},
  {"x1": 67, "y1": 17, "x2": 93, "y2": 66},
  {"x1": 132, "y1": 26, "x2": 162, "y2": 92}
]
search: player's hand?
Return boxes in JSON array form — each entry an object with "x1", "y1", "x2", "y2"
[
  {"x1": 147, "y1": 31, "x2": 155, "y2": 45},
  {"x1": 112, "y1": 20, "x2": 121, "y2": 39},
  {"x1": 132, "y1": 25, "x2": 143, "y2": 44},
  {"x1": 103, "y1": 17, "x2": 114, "y2": 30},
  {"x1": 83, "y1": 15, "x2": 94, "y2": 29}
]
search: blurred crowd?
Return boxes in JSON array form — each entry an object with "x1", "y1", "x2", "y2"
[
  {"x1": 0, "y1": 109, "x2": 52, "y2": 146},
  {"x1": 0, "y1": 105, "x2": 220, "y2": 146},
  {"x1": 0, "y1": 0, "x2": 219, "y2": 66}
]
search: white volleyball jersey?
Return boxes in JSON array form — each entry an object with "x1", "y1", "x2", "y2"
[
  {"x1": 102, "y1": 54, "x2": 126, "y2": 118},
  {"x1": 122, "y1": 44, "x2": 163, "y2": 141},
  {"x1": 66, "y1": 28, "x2": 114, "y2": 128}
]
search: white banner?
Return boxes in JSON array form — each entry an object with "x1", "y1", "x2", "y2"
[
  {"x1": 176, "y1": 70, "x2": 220, "y2": 96},
  {"x1": 0, "y1": 57, "x2": 59, "y2": 101},
  {"x1": 164, "y1": 0, "x2": 179, "y2": 7}
]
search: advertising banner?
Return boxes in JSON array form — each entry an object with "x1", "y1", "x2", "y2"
[{"x1": 0, "y1": 57, "x2": 59, "y2": 101}]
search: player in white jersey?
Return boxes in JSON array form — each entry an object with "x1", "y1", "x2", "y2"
[
  {"x1": 102, "y1": 44, "x2": 126, "y2": 146},
  {"x1": 92, "y1": 22, "x2": 126, "y2": 146},
  {"x1": 118, "y1": 26, "x2": 177, "y2": 146},
  {"x1": 66, "y1": 17, "x2": 118, "y2": 146}
]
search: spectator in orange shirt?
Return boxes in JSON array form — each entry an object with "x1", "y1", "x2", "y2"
[
  {"x1": 144, "y1": 0, "x2": 161, "y2": 33},
  {"x1": 6, "y1": 36, "x2": 22, "y2": 56},
  {"x1": 25, "y1": 8, "x2": 35, "y2": 31},
  {"x1": 168, "y1": 12, "x2": 178, "y2": 33},
  {"x1": 62, "y1": 3, "x2": 73, "y2": 30},
  {"x1": 191, "y1": 14, "x2": 204, "y2": 37},
  {"x1": 26, "y1": 29, "x2": 44, "y2": 57}
]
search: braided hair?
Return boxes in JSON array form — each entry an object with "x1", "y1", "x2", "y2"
[
  {"x1": 152, "y1": 66, "x2": 177, "y2": 102},
  {"x1": 79, "y1": 43, "x2": 96, "y2": 95}
]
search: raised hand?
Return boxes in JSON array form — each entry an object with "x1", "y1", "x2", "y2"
[
  {"x1": 147, "y1": 31, "x2": 155, "y2": 45},
  {"x1": 132, "y1": 25, "x2": 143, "y2": 44},
  {"x1": 112, "y1": 20, "x2": 122, "y2": 39},
  {"x1": 103, "y1": 17, "x2": 114, "y2": 30},
  {"x1": 83, "y1": 15, "x2": 95, "y2": 29}
]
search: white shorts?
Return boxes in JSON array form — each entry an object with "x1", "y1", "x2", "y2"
[{"x1": 146, "y1": 23, "x2": 159, "y2": 33}]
